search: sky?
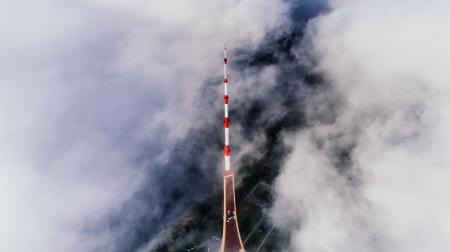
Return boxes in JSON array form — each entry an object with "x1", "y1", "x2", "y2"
[{"x1": 1, "y1": 0, "x2": 450, "y2": 251}]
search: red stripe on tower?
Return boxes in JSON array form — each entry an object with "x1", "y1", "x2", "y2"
[
  {"x1": 224, "y1": 58, "x2": 228, "y2": 64},
  {"x1": 224, "y1": 78, "x2": 228, "y2": 84},
  {"x1": 224, "y1": 145, "x2": 230, "y2": 156},
  {"x1": 224, "y1": 95, "x2": 229, "y2": 104},
  {"x1": 224, "y1": 117, "x2": 229, "y2": 128}
]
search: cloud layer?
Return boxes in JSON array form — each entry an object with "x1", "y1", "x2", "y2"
[
  {"x1": 0, "y1": 1, "x2": 288, "y2": 251},
  {"x1": 272, "y1": 0, "x2": 450, "y2": 251},
  {"x1": 5, "y1": 0, "x2": 449, "y2": 251}
]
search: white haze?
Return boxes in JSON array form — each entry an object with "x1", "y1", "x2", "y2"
[
  {"x1": 272, "y1": 0, "x2": 450, "y2": 251},
  {"x1": 0, "y1": 0, "x2": 287, "y2": 251}
]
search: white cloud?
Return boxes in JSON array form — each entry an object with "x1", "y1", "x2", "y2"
[
  {"x1": 0, "y1": 0, "x2": 287, "y2": 251},
  {"x1": 272, "y1": 1, "x2": 450, "y2": 251}
]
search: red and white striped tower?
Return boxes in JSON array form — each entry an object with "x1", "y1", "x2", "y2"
[
  {"x1": 220, "y1": 45, "x2": 245, "y2": 252},
  {"x1": 223, "y1": 44, "x2": 231, "y2": 171}
]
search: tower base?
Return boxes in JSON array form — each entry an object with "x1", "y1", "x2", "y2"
[{"x1": 219, "y1": 170, "x2": 245, "y2": 252}]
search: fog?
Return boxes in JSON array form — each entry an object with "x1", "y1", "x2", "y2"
[
  {"x1": 0, "y1": 0, "x2": 287, "y2": 251},
  {"x1": 272, "y1": 1, "x2": 450, "y2": 251}
]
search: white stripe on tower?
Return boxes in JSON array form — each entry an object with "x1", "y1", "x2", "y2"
[{"x1": 223, "y1": 44, "x2": 231, "y2": 171}]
